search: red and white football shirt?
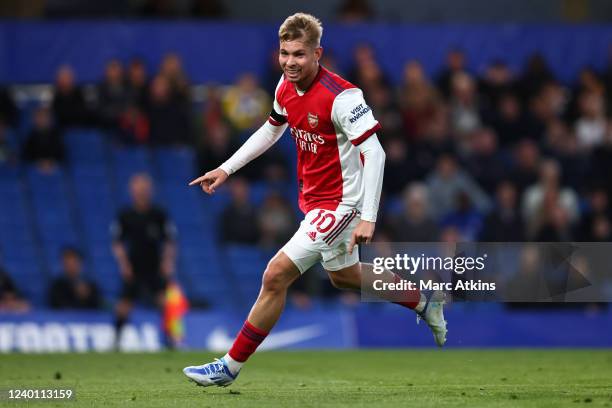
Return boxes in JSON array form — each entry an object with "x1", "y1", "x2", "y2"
[{"x1": 269, "y1": 66, "x2": 381, "y2": 215}]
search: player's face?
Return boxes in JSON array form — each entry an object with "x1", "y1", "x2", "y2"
[{"x1": 279, "y1": 40, "x2": 322, "y2": 87}]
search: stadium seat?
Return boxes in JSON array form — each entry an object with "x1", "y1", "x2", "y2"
[
  {"x1": 223, "y1": 244, "x2": 267, "y2": 304},
  {"x1": 64, "y1": 129, "x2": 109, "y2": 164},
  {"x1": 152, "y1": 146, "x2": 196, "y2": 182}
]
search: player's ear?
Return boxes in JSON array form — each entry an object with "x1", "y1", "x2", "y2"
[{"x1": 315, "y1": 46, "x2": 323, "y2": 62}]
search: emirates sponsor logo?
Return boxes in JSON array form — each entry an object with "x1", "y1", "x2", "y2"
[
  {"x1": 290, "y1": 127, "x2": 325, "y2": 154},
  {"x1": 307, "y1": 112, "x2": 319, "y2": 128}
]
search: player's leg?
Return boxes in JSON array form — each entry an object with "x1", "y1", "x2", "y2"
[
  {"x1": 183, "y1": 249, "x2": 314, "y2": 387},
  {"x1": 326, "y1": 259, "x2": 447, "y2": 346},
  {"x1": 246, "y1": 251, "x2": 301, "y2": 330},
  {"x1": 222, "y1": 250, "x2": 300, "y2": 372},
  {"x1": 325, "y1": 258, "x2": 423, "y2": 308}
]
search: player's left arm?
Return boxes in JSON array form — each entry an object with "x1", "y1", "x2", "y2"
[
  {"x1": 331, "y1": 88, "x2": 386, "y2": 253},
  {"x1": 349, "y1": 135, "x2": 385, "y2": 253}
]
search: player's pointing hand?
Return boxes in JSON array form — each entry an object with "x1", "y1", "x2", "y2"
[
  {"x1": 189, "y1": 168, "x2": 229, "y2": 194},
  {"x1": 348, "y1": 220, "x2": 376, "y2": 254}
]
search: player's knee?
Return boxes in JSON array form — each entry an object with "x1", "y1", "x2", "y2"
[{"x1": 262, "y1": 259, "x2": 292, "y2": 293}]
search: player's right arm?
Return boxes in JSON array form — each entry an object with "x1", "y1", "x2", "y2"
[{"x1": 190, "y1": 77, "x2": 288, "y2": 194}]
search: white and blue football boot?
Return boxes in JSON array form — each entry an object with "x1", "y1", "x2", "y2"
[
  {"x1": 416, "y1": 290, "x2": 448, "y2": 347},
  {"x1": 183, "y1": 358, "x2": 238, "y2": 387}
]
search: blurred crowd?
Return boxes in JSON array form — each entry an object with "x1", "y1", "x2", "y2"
[
  {"x1": 343, "y1": 46, "x2": 612, "y2": 246},
  {"x1": 2, "y1": 47, "x2": 612, "y2": 246},
  {"x1": 2, "y1": 45, "x2": 612, "y2": 310}
]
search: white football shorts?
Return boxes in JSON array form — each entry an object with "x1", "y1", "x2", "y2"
[{"x1": 281, "y1": 206, "x2": 361, "y2": 274}]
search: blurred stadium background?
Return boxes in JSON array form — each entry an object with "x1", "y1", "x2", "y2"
[{"x1": 0, "y1": 0, "x2": 611, "y2": 353}]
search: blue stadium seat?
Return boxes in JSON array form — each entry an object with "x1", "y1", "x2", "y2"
[
  {"x1": 25, "y1": 165, "x2": 81, "y2": 277},
  {"x1": 223, "y1": 244, "x2": 267, "y2": 302},
  {"x1": 64, "y1": 129, "x2": 108, "y2": 164},
  {"x1": 153, "y1": 146, "x2": 196, "y2": 182},
  {"x1": 3, "y1": 258, "x2": 47, "y2": 307}
]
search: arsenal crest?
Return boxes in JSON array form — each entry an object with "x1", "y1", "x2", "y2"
[{"x1": 307, "y1": 112, "x2": 319, "y2": 128}]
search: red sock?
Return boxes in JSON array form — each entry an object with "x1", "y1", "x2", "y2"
[
  {"x1": 391, "y1": 274, "x2": 421, "y2": 309},
  {"x1": 228, "y1": 321, "x2": 269, "y2": 362}
]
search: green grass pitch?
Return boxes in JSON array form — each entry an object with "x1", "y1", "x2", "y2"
[{"x1": 0, "y1": 350, "x2": 611, "y2": 407}]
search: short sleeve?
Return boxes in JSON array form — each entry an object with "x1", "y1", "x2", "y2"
[
  {"x1": 332, "y1": 88, "x2": 381, "y2": 146},
  {"x1": 269, "y1": 76, "x2": 288, "y2": 126}
]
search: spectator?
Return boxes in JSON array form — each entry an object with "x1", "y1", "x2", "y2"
[
  {"x1": 463, "y1": 127, "x2": 508, "y2": 195},
  {"x1": 0, "y1": 265, "x2": 29, "y2": 312},
  {"x1": 368, "y1": 82, "x2": 402, "y2": 139},
  {"x1": 258, "y1": 191, "x2": 297, "y2": 249},
  {"x1": 426, "y1": 154, "x2": 491, "y2": 220},
  {"x1": 486, "y1": 92, "x2": 530, "y2": 147},
  {"x1": 577, "y1": 188, "x2": 611, "y2": 241},
  {"x1": 266, "y1": 49, "x2": 284, "y2": 93},
  {"x1": 522, "y1": 159, "x2": 579, "y2": 238},
  {"x1": 97, "y1": 58, "x2": 128, "y2": 129},
  {"x1": 22, "y1": 106, "x2": 64, "y2": 169},
  {"x1": 480, "y1": 181, "x2": 525, "y2": 242},
  {"x1": 197, "y1": 126, "x2": 233, "y2": 174},
  {"x1": 575, "y1": 91, "x2": 606, "y2": 150},
  {"x1": 479, "y1": 60, "x2": 514, "y2": 109},
  {"x1": 220, "y1": 177, "x2": 259, "y2": 244},
  {"x1": 197, "y1": 93, "x2": 235, "y2": 172},
  {"x1": 544, "y1": 120, "x2": 586, "y2": 190},
  {"x1": 509, "y1": 139, "x2": 540, "y2": 195},
  {"x1": 517, "y1": 53, "x2": 554, "y2": 102},
  {"x1": 48, "y1": 247, "x2": 101, "y2": 309},
  {"x1": 449, "y1": 72, "x2": 481, "y2": 136},
  {"x1": 437, "y1": 48, "x2": 467, "y2": 98},
  {"x1": 222, "y1": 73, "x2": 270, "y2": 133},
  {"x1": 398, "y1": 61, "x2": 440, "y2": 141},
  {"x1": 336, "y1": 0, "x2": 374, "y2": 22},
  {"x1": 0, "y1": 124, "x2": 16, "y2": 165},
  {"x1": 441, "y1": 191, "x2": 485, "y2": 241},
  {"x1": 386, "y1": 183, "x2": 439, "y2": 242},
  {"x1": 118, "y1": 104, "x2": 150, "y2": 144},
  {"x1": 382, "y1": 137, "x2": 415, "y2": 195},
  {"x1": 532, "y1": 195, "x2": 574, "y2": 242},
  {"x1": 111, "y1": 173, "x2": 177, "y2": 345},
  {"x1": 159, "y1": 52, "x2": 190, "y2": 101},
  {"x1": 588, "y1": 123, "x2": 612, "y2": 197},
  {"x1": 0, "y1": 86, "x2": 18, "y2": 127},
  {"x1": 126, "y1": 57, "x2": 149, "y2": 109},
  {"x1": 411, "y1": 106, "x2": 455, "y2": 179},
  {"x1": 566, "y1": 67, "x2": 605, "y2": 123},
  {"x1": 348, "y1": 43, "x2": 391, "y2": 96},
  {"x1": 526, "y1": 81, "x2": 566, "y2": 140},
  {"x1": 51, "y1": 65, "x2": 90, "y2": 128},
  {"x1": 580, "y1": 214, "x2": 611, "y2": 242},
  {"x1": 147, "y1": 75, "x2": 192, "y2": 145},
  {"x1": 118, "y1": 58, "x2": 150, "y2": 144}
]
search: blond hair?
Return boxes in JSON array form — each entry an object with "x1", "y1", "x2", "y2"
[{"x1": 278, "y1": 13, "x2": 323, "y2": 48}]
